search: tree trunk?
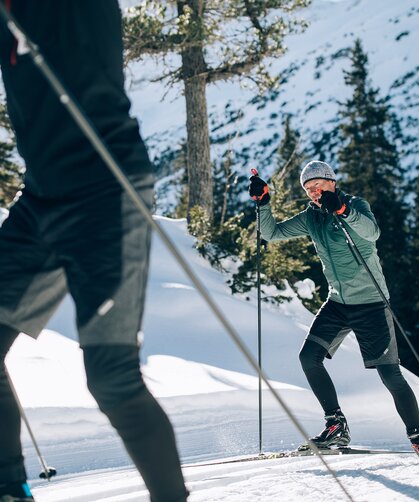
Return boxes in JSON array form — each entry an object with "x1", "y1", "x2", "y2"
[{"x1": 178, "y1": 0, "x2": 213, "y2": 221}]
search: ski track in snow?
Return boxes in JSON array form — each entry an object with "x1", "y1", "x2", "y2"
[{"x1": 31, "y1": 455, "x2": 418, "y2": 502}]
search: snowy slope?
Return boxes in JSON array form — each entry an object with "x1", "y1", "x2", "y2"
[
  {"x1": 44, "y1": 216, "x2": 419, "y2": 411},
  {"x1": 7, "y1": 333, "x2": 419, "y2": 501},
  {"x1": 4, "y1": 215, "x2": 418, "y2": 497},
  {"x1": 119, "y1": 0, "x2": 418, "y2": 212}
]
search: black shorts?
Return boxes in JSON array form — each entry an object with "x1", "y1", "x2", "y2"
[
  {"x1": 306, "y1": 299, "x2": 399, "y2": 368},
  {"x1": 0, "y1": 174, "x2": 153, "y2": 347}
]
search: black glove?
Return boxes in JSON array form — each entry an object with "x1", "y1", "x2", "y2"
[
  {"x1": 248, "y1": 176, "x2": 270, "y2": 206},
  {"x1": 319, "y1": 190, "x2": 349, "y2": 216}
]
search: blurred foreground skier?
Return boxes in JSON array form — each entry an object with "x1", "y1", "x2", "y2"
[
  {"x1": 249, "y1": 160, "x2": 419, "y2": 456},
  {"x1": 0, "y1": 1, "x2": 189, "y2": 500}
]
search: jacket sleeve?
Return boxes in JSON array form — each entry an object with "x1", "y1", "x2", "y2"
[
  {"x1": 259, "y1": 204, "x2": 309, "y2": 241},
  {"x1": 343, "y1": 197, "x2": 380, "y2": 241}
]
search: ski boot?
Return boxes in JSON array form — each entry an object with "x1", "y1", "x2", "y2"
[
  {"x1": 0, "y1": 481, "x2": 35, "y2": 501},
  {"x1": 408, "y1": 428, "x2": 419, "y2": 457},
  {"x1": 299, "y1": 410, "x2": 351, "y2": 451}
]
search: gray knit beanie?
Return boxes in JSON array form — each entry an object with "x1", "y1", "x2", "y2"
[{"x1": 300, "y1": 160, "x2": 336, "y2": 187}]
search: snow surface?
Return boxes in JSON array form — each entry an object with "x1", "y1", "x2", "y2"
[{"x1": 4, "y1": 215, "x2": 418, "y2": 501}]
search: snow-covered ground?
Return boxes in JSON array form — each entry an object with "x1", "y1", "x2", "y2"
[
  {"x1": 4, "y1": 216, "x2": 418, "y2": 501},
  {"x1": 29, "y1": 454, "x2": 419, "y2": 502}
]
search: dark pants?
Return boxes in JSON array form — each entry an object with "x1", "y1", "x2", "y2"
[
  {"x1": 0, "y1": 324, "x2": 188, "y2": 502},
  {"x1": 0, "y1": 2, "x2": 187, "y2": 499},
  {"x1": 299, "y1": 300, "x2": 419, "y2": 433}
]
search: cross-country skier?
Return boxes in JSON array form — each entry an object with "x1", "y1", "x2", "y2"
[
  {"x1": 0, "y1": 1, "x2": 188, "y2": 501},
  {"x1": 248, "y1": 160, "x2": 419, "y2": 455}
]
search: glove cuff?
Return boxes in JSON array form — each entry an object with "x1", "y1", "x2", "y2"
[
  {"x1": 336, "y1": 203, "x2": 350, "y2": 217},
  {"x1": 335, "y1": 203, "x2": 346, "y2": 215}
]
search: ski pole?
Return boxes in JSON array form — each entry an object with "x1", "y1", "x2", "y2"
[
  {"x1": 333, "y1": 214, "x2": 419, "y2": 364},
  {"x1": 250, "y1": 168, "x2": 263, "y2": 455},
  {"x1": 5, "y1": 366, "x2": 57, "y2": 481},
  {"x1": 0, "y1": 8, "x2": 355, "y2": 501}
]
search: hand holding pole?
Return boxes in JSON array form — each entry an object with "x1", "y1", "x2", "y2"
[{"x1": 250, "y1": 169, "x2": 263, "y2": 454}]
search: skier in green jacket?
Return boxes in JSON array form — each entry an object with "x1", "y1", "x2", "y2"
[{"x1": 249, "y1": 160, "x2": 419, "y2": 454}]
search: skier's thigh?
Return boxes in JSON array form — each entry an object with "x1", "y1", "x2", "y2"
[
  {"x1": 62, "y1": 175, "x2": 153, "y2": 347},
  {"x1": 0, "y1": 198, "x2": 67, "y2": 339},
  {"x1": 351, "y1": 302, "x2": 399, "y2": 367}
]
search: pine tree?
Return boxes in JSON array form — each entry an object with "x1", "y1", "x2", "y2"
[
  {"x1": 413, "y1": 176, "x2": 419, "y2": 319},
  {"x1": 123, "y1": 0, "x2": 310, "y2": 221},
  {"x1": 276, "y1": 114, "x2": 305, "y2": 202},
  {"x1": 0, "y1": 100, "x2": 23, "y2": 207},
  {"x1": 400, "y1": 174, "x2": 419, "y2": 375},
  {"x1": 338, "y1": 39, "x2": 416, "y2": 367}
]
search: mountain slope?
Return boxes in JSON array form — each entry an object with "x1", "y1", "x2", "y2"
[{"x1": 121, "y1": 0, "x2": 418, "y2": 213}]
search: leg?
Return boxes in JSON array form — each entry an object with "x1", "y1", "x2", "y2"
[
  {"x1": 376, "y1": 364, "x2": 419, "y2": 433},
  {"x1": 0, "y1": 195, "x2": 67, "y2": 497},
  {"x1": 84, "y1": 345, "x2": 188, "y2": 502},
  {"x1": 301, "y1": 300, "x2": 351, "y2": 414},
  {"x1": 298, "y1": 301, "x2": 352, "y2": 448},
  {"x1": 351, "y1": 303, "x2": 419, "y2": 450},
  {"x1": 299, "y1": 341, "x2": 351, "y2": 448},
  {"x1": 0, "y1": 324, "x2": 26, "y2": 485},
  {"x1": 299, "y1": 340, "x2": 340, "y2": 414},
  {"x1": 58, "y1": 166, "x2": 185, "y2": 499}
]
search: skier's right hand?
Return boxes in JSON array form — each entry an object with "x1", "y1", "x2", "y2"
[{"x1": 248, "y1": 175, "x2": 270, "y2": 206}]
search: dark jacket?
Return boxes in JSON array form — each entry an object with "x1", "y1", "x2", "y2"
[{"x1": 0, "y1": 0, "x2": 152, "y2": 198}]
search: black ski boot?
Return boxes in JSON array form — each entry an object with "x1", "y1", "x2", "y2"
[
  {"x1": 408, "y1": 428, "x2": 419, "y2": 457},
  {"x1": 300, "y1": 410, "x2": 351, "y2": 450},
  {"x1": 0, "y1": 482, "x2": 35, "y2": 502}
]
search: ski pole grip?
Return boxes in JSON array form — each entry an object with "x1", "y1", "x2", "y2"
[{"x1": 251, "y1": 168, "x2": 259, "y2": 177}]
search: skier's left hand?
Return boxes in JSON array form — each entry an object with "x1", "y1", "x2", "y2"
[{"x1": 319, "y1": 190, "x2": 349, "y2": 216}]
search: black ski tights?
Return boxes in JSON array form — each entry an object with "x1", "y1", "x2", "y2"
[
  {"x1": 84, "y1": 345, "x2": 189, "y2": 502},
  {"x1": 376, "y1": 363, "x2": 419, "y2": 432},
  {"x1": 0, "y1": 334, "x2": 188, "y2": 500},
  {"x1": 299, "y1": 340, "x2": 419, "y2": 432},
  {"x1": 299, "y1": 340, "x2": 340, "y2": 414},
  {"x1": 0, "y1": 324, "x2": 26, "y2": 484}
]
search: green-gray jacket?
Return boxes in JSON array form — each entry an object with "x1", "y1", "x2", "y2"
[{"x1": 259, "y1": 190, "x2": 389, "y2": 305}]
